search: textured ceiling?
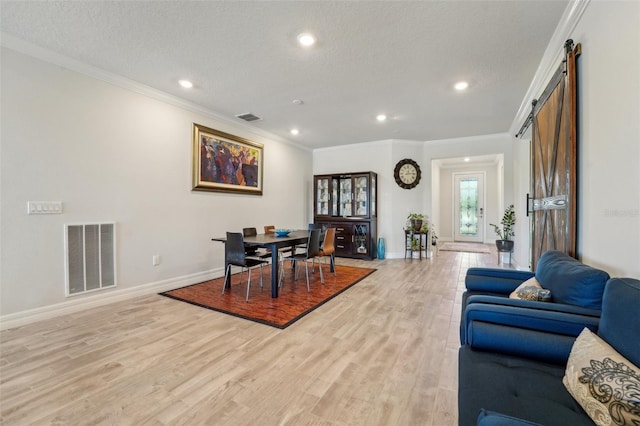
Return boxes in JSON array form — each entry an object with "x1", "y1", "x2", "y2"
[{"x1": 0, "y1": 1, "x2": 568, "y2": 149}]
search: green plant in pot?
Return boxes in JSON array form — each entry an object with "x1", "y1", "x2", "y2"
[
  {"x1": 410, "y1": 236, "x2": 421, "y2": 251},
  {"x1": 490, "y1": 204, "x2": 516, "y2": 252},
  {"x1": 407, "y1": 213, "x2": 424, "y2": 232}
]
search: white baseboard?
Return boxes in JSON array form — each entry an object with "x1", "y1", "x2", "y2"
[{"x1": 0, "y1": 267, "x2": 224, "y2": 331}]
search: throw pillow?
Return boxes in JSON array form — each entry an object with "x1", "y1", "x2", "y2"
[
  {"x1": 563, "y1": 328, "x2": 640, "y2": 426},
  {"x1": 509, "y1": 277, "x2": 552, "y2": 301}
]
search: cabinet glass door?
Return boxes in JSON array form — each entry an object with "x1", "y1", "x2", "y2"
[
  {"x1": 371, "y1": 174, "x2": 376, "y2": 217},
  {"x1": 338, "y1": 177, "x2": 352, "y2": 216},
  {"x1": 354, "y1": 223, "x2": 369, "y2": 255},
  {"x1": 331, "y1": 179, "x2": 339, "y2": 216},
  {"x1": 315, "y1": 177, "x2": 330, "y2": 216},
  {"x1": 353, "y1": 175, "x2": 369, "y2": 217}
]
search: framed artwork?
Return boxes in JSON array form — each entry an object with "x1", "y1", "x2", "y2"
[{"x1": 192, "y1": 123, "x2": 263, "y2": 195}]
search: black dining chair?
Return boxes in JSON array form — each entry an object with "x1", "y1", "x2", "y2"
[
  {"x1": 295, "y1": 223, "x2": 324, "y2": 254},
  {"x1": 222, "y1": 232, "x2": 269, "y2": 301},
  {"x1": 242, "y1": 227, "x2": 271, "y2": 260},
  {"x1": 279, "y1": 228, "x2": 323, "y2": 291}
]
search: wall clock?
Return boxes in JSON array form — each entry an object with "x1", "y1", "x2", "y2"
[{"x1": 394, "y1": 158, "x2": 421, "y2": 189}]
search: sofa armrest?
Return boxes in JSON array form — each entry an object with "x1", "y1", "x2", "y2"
[
  {"x1": 465, "y1": 268, "x2": 535, "y2": 294},
  {"x1": 461, "y1": 304, "x2": 600, "y2": 363}
]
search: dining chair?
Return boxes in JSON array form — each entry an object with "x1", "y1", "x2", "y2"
[
  {"x1": 316, "y1": 227, "x2": 336, "y2": 277},
  {"x1": 222, "y1": 232, "x2": 269, "y2": 301},
  {"x1": 279, "y1": 228, "x2": 323, "y2": 291},
  {"x1": 295, "y1": 223, "x2": 324, "y2": 254},
  {"x1": 242, "y1": 227, "x2": 271, "y2": 260}
]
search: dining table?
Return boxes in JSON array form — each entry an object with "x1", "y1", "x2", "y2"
[{"x1": 212, "y1": 229, "x2": 310, "y2": 298}]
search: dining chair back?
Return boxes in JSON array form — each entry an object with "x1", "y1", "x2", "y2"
[
  {"x1": 279, "y1": 228, "x2": 323, "y2": 291},
  {"x1": 223, "y1": 232, "x2": 269, "y2": 301},
  {"x1": 305, "y1": 228, "x2": 322, "y2": 259},
  {"x1": 264, "y1": 225, "x2": 275, "y2": 234},
  {"x1": 242, "y1": 227, "x2": 270, "y2": 259},
  {"x1": 317, "y1": 227, "x2": 337, "y2": 276}
]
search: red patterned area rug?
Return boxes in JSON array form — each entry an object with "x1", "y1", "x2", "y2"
[{"x1": 160, "y1": 264, "x2": 375, "y2": 329}]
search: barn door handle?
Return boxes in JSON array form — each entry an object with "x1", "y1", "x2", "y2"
[{"x1": 526, "y1": 193, "x2": 533, "y2": 216}]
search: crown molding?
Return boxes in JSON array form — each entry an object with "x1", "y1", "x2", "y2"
[
  {"x1": 509, "y1": 0, "x2": 590, "y2": 137},
  {"x1": 0, "y1": 33, "x2": 311, "y2": 152}
]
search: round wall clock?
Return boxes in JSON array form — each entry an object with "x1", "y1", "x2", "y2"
[{"x1": 394, "y1": 158, "x2": 421, "y2": 189}]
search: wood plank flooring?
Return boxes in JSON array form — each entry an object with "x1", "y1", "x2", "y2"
[{"x1": 0, "y1": 246, "x2": 509, "y2": 425}]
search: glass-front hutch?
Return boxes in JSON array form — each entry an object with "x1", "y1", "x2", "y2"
[{"x1": 314, "y1": 172, "x2": 377, "y2": 260}]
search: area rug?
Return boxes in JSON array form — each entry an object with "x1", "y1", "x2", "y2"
[
  {"x1": 160, "y1": 264, "x2": 375, "y2": 329},
  {"x1": 438, "y1": 242, "x2": 491, "y2": 253}
]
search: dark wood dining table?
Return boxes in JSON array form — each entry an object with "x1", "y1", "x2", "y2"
[{"x1": 212, "y1": 230, "x2": 310, "y2": 298}]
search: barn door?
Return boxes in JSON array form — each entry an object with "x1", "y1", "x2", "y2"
[{"x1": 529, "y1": 40, "x2": 580, "y2": 269}]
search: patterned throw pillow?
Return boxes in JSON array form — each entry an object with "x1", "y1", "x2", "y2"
[
  {"x1": 509, "y1": 277, "x2": 552, "y2": 301},
  {"x1": 563, "y1": 328, "x2": 640, "y2": 426}
]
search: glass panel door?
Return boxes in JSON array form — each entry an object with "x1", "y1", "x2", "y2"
[
  {"x1": 354, "y1": 175, "x2": 368, "y2": 216},
  {"x1": 315, "y1": 177, "x2": 330, "y2": 216},
  {"x1": 338, "y1": 177, "x2": 352, "y2": 216},
  {"x1": 354, "y1": 223, "x2": 369, "y2": 255},
  {"x1": 331, "y1": 178, "x2": 339, "y2": 216},
  {"x1": 454, "y1": 172, "x2": 484, "y2": 243}
]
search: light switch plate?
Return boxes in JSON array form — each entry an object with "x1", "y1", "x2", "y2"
[{"x1": 27, "y1": 201, "x2": 63, "y2": 215}]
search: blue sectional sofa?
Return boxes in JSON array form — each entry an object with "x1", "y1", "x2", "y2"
[
  {"x1": 460, "y1": 251, "x2": 610, "y2": 363},
  {"x1": 458, "y1": 277, "x2": 640, "y2": 425}
]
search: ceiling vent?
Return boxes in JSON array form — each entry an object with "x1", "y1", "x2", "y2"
[{"x1": 235, "y1": 113, "x2": 262, "y2": 122}]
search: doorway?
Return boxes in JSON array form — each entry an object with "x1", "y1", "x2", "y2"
[{"x1": 454, "y1": 172, "x2": 485, "y2": 242}]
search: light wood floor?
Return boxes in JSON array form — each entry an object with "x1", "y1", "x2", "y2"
[{"x1": 0, "y1": 246, "x2": 509, "y2": 425}]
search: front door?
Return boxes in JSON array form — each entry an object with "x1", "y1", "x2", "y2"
[{"x1": 454, "y1": 172, "x2": 484, "y2": 243}]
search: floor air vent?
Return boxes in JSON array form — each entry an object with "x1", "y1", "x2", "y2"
[
  {"x1": 65, "y1": 223, "x2": 116, "y2": 296},
  {"x1": 235, "y1": 112, "x2": 262, "y2": 122}
]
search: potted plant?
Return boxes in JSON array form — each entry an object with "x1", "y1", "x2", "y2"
[
  {"x1": 407, "y1": 213, "x2": 424, "y2": 231},
  {"x1": 430, "y1": 224, "x2": 438, "y2": 246},
  {"x1": 410, "y1": 236, "x2": 421, "y2": 251},
  {"x1": 490, "y1": 204, "x2": 516, "y2": 252}
]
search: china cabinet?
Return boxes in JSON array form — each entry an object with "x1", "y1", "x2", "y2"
[{"x1": 314, "y1": 172, "x2": 377, "y2": 260}]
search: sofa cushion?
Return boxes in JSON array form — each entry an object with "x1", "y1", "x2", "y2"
[
  {"x1": 458, "y1": 346, "x2": 592, "y2": 425},
  {"x1": 535, "y1": 251, "x2": 609, "y2": 309},
  {"x1": 509, "y1": 277, "x2": 552, "y2": 301},
  {"x1": 563, "y1": 328, "x2": 640, "y2": 426},
  {"x1": 477, "y1": 409, "x2": 543, "y2": 425},
  {"x1": 598, "y1": 278, "x2": 640, "y2": 367}
]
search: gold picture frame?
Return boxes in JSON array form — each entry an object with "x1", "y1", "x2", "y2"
[{"x1": 192, "y1": 123, "x2": 263, "y2": 195}]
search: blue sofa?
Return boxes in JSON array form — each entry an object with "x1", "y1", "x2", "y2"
[
  {"x1": 461, "y1": 251, "x2": 610, "y2": 363},
  {"x1": 458, "y1": 277, "x2": 640, "y2": 425}
]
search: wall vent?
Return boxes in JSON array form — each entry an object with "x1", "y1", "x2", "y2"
[
  {"x1": 235, "y1": 112, "x2": 262, "y2": 122},
  {"x1": 64, "y1": 223, "x2": 116, "y2": 296}
]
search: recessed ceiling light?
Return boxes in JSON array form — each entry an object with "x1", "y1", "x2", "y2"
[
  {"x1": 292, "y1": 99, "x2": 304, "y2": 105},
  {"x1": 376, "y1": 114, "x2": 387, "y2": 122},
  {"x1": 464, "y1": 157, "x2": 471, "y2": 162},
  {"x1": 290, "y1": 128, "x2": 300, "y2": 135},
  {"x1": 454, "y1": 81, "x2": 469, "y2": 91},
  {"x1": 178, "y1": 79, "x2": 193, "y2": 89},
  {"x1": 297, "y1": 33, "x2": 316, "y2": 47}
]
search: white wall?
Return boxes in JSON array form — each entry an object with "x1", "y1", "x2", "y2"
[
  {"x1": 0, "y1": 47, "x2": 312, "y2": 322},
  {"x1": 571, "y1": 0, "x2": 639, "y2": 276},
  {"x1": 512, "y1": 136, "x2": 531, "y2": 269}
]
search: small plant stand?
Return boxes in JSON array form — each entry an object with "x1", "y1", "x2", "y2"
[
  {"x1": 404, "y1": 229, "x2": 429, "y2": 260},
  {"x1": 495, "y1": 240, "x2": 514, "y2": 265}
]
